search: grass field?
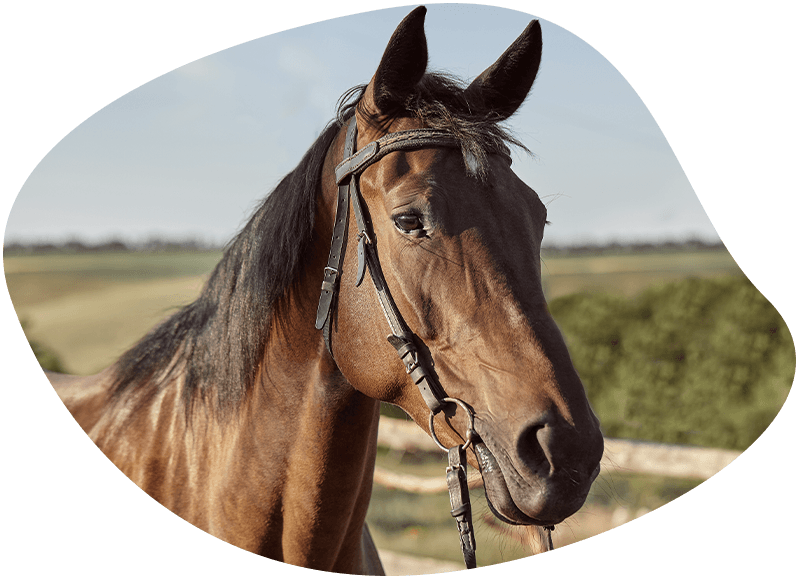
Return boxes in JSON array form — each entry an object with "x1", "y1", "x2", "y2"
[
  {"x1": 539, "y1": 248, "x2": 743, "y2": 298},
  {"x1": 3, "y1": 247, "x2": 743, "y2": 566},
  {"x1": 5, "y1": 248, "x2": 742, "y2": 375},
  {"x1": 5, "y1": 250, "x2": 221, "y2": 374},
  {"x1": 369, "y1": 444, "x2": 702, "y2": 565}
]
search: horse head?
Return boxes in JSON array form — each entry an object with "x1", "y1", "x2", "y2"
[{"x1": 320, "y1": 7, "x2": 604, "y2": 528}]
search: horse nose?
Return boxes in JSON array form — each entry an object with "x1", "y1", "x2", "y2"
[{"x1": 516, "y1": 413, "x2": 604, "y2": 480}]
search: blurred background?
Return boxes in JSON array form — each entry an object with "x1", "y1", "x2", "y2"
[{"x1": 3, "y1": 3, "x2": 794, "y2": 573}]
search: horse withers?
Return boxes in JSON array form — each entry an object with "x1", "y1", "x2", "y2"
[{"x1": 49, "y1": 6, "x2": 604, "y2": 574}]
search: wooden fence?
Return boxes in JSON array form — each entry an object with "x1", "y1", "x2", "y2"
[{"x1": 374, "y1": 417, "x2": 741, "y2": 492}]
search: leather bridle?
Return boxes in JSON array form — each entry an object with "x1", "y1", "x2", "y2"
[
  {"x1": 314, "y1": 115, "x2": 552, "y2": 567},
  {"x1": 315, "y1": 115, "x2": 461, "y2": 414}
]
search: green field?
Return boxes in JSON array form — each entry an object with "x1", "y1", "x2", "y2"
[
  {"x1": 5, "y1": 250, "x2": 222, "y2": 374},
  {"x1": 540, "y1": 248, "x2": 743, "y2": 298},
  {"x1": 5, "y1": 248, "x2": 742, "y2": 375}
]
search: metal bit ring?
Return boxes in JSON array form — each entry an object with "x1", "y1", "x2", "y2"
[{"x1": 429, "y1": 397, "x2": 477, "y2": 452}]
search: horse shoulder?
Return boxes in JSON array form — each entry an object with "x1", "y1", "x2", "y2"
[{"x1": 50, "y1": 368, "x2": 208, "y2": 509}]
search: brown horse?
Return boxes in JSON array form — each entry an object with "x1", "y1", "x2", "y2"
[{"x1": 47, "y1": 7, "x2": 603, "y2": 574}]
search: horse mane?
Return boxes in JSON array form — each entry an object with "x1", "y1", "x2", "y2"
[{"x1": 109, "y1": 73, "x2": 525, "y2": 419}]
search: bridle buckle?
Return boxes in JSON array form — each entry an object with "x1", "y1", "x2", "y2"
[
  {"x1": 403, "y1": 351, "x2": 419, "y2": 375},
  {"x1": 356, "y1": 230, "x2": 372, "y2": 245}
]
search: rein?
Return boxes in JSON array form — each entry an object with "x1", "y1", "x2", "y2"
[{"x1": 315, "y1": 115, "x2": 552, "y2": 568}]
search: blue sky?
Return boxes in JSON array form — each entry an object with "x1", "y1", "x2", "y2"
[{"x1": 4, "y1": 4, "x2": 716, "y2": 246}]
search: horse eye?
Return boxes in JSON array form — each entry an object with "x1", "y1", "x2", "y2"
[{"x1": 394, "y1": 214, "x2": 423, "y2": 233}]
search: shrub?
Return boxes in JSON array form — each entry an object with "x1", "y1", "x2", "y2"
[
  {"x1": 19, "y1": 320, "x2": 66, "y2": 373},
  {"x1": 549, "y1": 276, "x2": 795, "y2": 450}
]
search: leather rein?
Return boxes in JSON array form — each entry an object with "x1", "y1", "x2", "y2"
[{"x1": 314, "y1": 115, "x2": 552, "y2": 568}]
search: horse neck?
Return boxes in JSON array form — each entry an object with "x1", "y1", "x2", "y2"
[
  {"x1": 231, "y1": 206, "x2": 381, "y2": 569},
  {"x1": 85, "y1": 188, "x2": 381, "y2": 571}
]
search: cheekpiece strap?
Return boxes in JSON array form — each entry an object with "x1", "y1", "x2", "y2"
[
  {"x1": 316, "y1": 115, "x2": 457, "y2": 410},
  {"x1": 315, "y1": 117, "x2": 358, "y2": 339}
]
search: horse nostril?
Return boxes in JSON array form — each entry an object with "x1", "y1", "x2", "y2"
[
  {"x1": 516, "y1": 420, "x2": 551, "y2": 475},
  {"x1": 535, "y1": 424, "x2": 559, "y2": 476},
  {"x1": 516, "y1": 415, "x2": 602, "y2": 479}
]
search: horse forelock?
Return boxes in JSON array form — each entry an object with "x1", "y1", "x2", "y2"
[{"x1": 342, "y1": 73, "x2": 530, "y2": 179}]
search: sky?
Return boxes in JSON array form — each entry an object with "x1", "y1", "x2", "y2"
[{"x1": 4, "y1": 4, "x2": 718, "y2": 247}]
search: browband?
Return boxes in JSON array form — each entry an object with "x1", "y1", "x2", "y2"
[{"x1": 335, "y1": 128, "x2": 460, "y2": 184}]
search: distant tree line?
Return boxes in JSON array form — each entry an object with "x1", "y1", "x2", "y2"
[
  {"x1": 4, "y1": 237, "x2": 222, "y2": 256},
  {"x1": 5, "y1": 237, "x2": 723, "y2": 256},
  {"x1": 541, "y1": 238, "x2": 725, "y2": 257}
]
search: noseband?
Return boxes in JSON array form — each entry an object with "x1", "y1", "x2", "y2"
[{"x1": 314, "y1": 115, "x2": 552, "y2": 567}]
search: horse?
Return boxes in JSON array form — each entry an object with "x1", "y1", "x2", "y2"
[{"x1": 47, "y1": 6, "x2": 604, "y2": 574}]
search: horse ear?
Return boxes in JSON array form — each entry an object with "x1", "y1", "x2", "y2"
[
  {"x1": 464, "y1": 20, "x2": 542, "y2": 120},
  {"x1": 363, "y1": 6, "x2": 428, "y2": 116}
]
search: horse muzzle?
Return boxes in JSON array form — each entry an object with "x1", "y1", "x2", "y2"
[{"x1": 474, "y1": 414, "x2": 604, "y2": 526}]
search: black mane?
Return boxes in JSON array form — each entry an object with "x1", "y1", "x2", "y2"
[{"x1": 110, "y1": 74, "x2": 525, "y2": 418}]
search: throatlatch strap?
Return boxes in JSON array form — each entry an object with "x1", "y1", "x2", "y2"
[{"x1": 315, "y1": 117, "x2": 358, "y2": 351}]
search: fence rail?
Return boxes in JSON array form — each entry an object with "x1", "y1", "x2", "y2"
[{"x1": 375, "y1": 417, "x2": 741, "y2": 493}]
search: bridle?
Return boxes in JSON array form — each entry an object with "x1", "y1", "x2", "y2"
[{"x1": 314, "y1": 115, "x2": 553, "y2": 568}]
